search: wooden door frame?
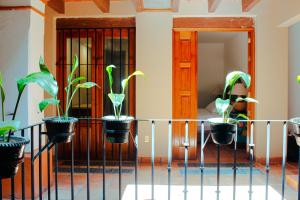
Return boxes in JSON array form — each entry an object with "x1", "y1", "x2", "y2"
[{"x1": 172, "y1": 17, "x2": 256, "y2": 160}]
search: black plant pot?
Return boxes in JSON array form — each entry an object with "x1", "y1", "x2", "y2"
[
  {"x1": 209, "y1": 118, "x2": 236, "y2": 145},
  {"x1": 43, "y1": 117, "x2": 78, "y2": 144},
  {"x1": 102, "y1": 116, "x2": 134, "y2": 144},
  {"x1": 290, "y1": 118, "x2": 300, "y2": 146},
  {"x1": 0, "y1": 136, "x2": 29, "y2": 179}
]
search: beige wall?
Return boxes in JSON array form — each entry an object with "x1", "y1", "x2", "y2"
[{"x1": 44, "y1": 0, "x2": 300, "y2": 159}]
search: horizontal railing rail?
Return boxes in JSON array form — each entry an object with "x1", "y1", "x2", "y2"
[{"x1": 0, "y1": 118, "x2": 299, "y2": 200}]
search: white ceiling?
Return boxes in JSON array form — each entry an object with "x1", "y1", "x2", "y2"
[
  {"x1": 143, "y1": 0, "x2": 171, "y2": 9},
  {"x1": 198, "y1": 32, "x2": 246, "y2": 43}
]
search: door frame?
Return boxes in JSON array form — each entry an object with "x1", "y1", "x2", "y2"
[{"x1": 172, "y1": 17, "x2": 256, "y2": 159}]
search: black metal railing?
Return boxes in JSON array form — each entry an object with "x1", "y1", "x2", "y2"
[{"x1": 0, "y1": 119, "x2": 299, "y2": 200}]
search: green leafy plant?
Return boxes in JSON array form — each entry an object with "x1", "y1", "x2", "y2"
[
  {"x1": 297, "y1": 75, "x2": 300, "y2": 84},
  {"x1": 106, "y1": 65, "x2": 144, "y2": 120},
  {"x1": 214, "y1": 71, "x2": 258, "y2": 123},
  {"x1": 0, "y1": 60, "x2": 58, "y2": 142},
  {"x1": 37, "y1": 55, "x2": 98, "y2": 119}
]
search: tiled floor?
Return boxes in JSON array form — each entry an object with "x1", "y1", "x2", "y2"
[{"x1": 42, "y1": 160, "x2": 298, "y2": 200}]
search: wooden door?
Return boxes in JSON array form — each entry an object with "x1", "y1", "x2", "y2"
[
  {"x1": 56, "y1": 28, "x2": 136, "y2": 161},
  {"x1": 172, "y1": 31, "x2": 198, "y2": 160}
]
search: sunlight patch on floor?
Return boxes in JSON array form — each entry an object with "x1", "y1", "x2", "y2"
[{"x1": 122, "y1": 185, "x2": 285, "y2": 200}]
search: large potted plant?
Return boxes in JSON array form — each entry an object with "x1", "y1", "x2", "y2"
[
  {"x1": 208, "y1": 71, "x2": 258, "y2": 145},
  {"x1": 102, "y1": 65, "x2": 144, "y2": 143},
  {"x1": 37, "y1": 55, "x2": 98, "y2": 144},
  {"x1": 0, "y1": 61, "x2": 58, "y2": 178},
  {"x1": 290, "y1": 75, "x2": 300, "y2": 146}
]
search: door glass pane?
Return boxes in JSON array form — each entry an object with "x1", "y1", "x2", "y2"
[
  {"x1": 103, "y1": 36, "x2": 129, "y2": 117},
  {"x1": 66, "y1": 37, "x2": 92, "y2": 118}
]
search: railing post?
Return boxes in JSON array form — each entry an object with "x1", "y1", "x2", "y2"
[
  {"x1": 119, "y1": 143, "x2": 122, "y2": 200},
  {"x1": 87, "y1": 119, "x2": 90, "y2": 200},
  {"x1": 102, "y1": 121, "x2": 106, "y2": 200},
  {"x1": 71, "y1": 138, "x2": 74, "y2": 200},
  {"x1": 249, "y1": 122, "x2": 254, "y2": 200},
  {"x1": 167, "y1": 121, "x2": 172, "y2": 200},
  {"x1": 135, "y1": 120, "x2": 139, "y2": 200},
  {"x1": 265, "y1": 122, "x2": 271, "y2": 200},
  {"x1": 298, "y1": 146, "x2": 300, "y2": 200},
  {"x1": 200, "y1": 121, "x2": 205, "y2": 200},
  {"x1": 281, "y1": 122, "x2": 287, "y2": 200},
  {"x1": 216, "y1": 144, "x2": 220, "y2": 200},
  {"x1": 0, "y1": 179, "x2": 2, "y2": 199},
  {"x1": 233, "y1": 124, "x2": 238, "y2": 200},
  {"x1": 151, "y1": 120, "x2": 155, "y2": 200},
  {"x1": 21, "y1": 130, "x2": 25, "y2": 200},
  {"x1": 183, "y1": 121, "x2": 189, "y2": 200},
  {"x1": 55, "y1": 144, "x2": 58, "y2": 200},
  {"x1": 38, "y1": 124, "x2": 42, "y2": 200},
  {"x1": 47, "y1": 138, "x2": 51, "y2": 200},
  {"x1": 31, "y1": 127, "x2": 35, "y2": 200}
]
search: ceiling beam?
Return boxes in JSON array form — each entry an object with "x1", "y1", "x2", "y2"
[
  {"x1": 242, "y1": 0, "x2": 260, "y2": 12},
  {"x1": 41, "y1": 0, "x2": 65, "y2": 13},
  {"x1": 92, "y1": 0, "x2": 109, "y2": 13},
  {"x1": 208, "y1": 0, "x2": 221, "y2": 12}
]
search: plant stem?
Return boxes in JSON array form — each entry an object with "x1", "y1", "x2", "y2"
[
  {"x1": 65, "y1": 87, "x2": 79, "y2": 117},
  {"x1": 56, "y1": 97, "x2": 61, "y2": 119},
  {"x1": 1, "y1": 97, "x2": 4, "y2": 122},
  {"x1": 12, "y1": 92, "x2": 22, "y2": 121},
  {"x1": 118, "y1": 104, "x2": 122, "y2": 119},
  {"x1": 65, "y1": 85, "x2": 71, "y2": 118}
]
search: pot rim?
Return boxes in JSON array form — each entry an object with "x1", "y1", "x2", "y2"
[
  {"x1": 43, "y1": 116, "x2": 78, "y2": 123},
  {"x1": 102, "y1": 115, "x2": 134, "y2": 122},
  {"x1": 208, "y1": 117, "x2": 237, "y2": 125},
  {"x1": 0, "y1": 136, "x2": 30, "y2": 147}
]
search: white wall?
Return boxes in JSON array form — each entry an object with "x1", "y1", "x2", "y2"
[
  {"x1": 43, "y1": 0, "x2": 298, "y2": 159},
  {"x1": 224, "y1": 33, "x2": 248, "y2": 74},
  {"x1": 288, "y1": 22, "x2": 300, "y2": 119},
  {"x1": 198, "y1": 43, "x2": 224, "y2": 107}
]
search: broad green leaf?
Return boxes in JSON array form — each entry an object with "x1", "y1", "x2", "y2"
[
  {"x1": 236, "y1": 97, "x2": 258, "y2": 104},
  {"x1": 70, "y1": 76, "x2": 86, "y2": 85},
  {"x1": 0, "y1": 120, "x2": 20, "y2": 137},
  {"x1": 68, "y1": 55, "x2": 79, "y2": 83},
  {"x1": 235, "y1": 114, "x2": 249, "y2": 120},
  {"x1": 225, "y1": 71, "x2": 251, "y2": 95},
  {"x1": 121, "y1": 70, "x2": 144, "y2": 92},
  {"x1": 297, "y1": 75, "x2": 300, "y2": 84},
  {"x1": 17, "y1": 72, "x2": 58, "y2": 97},
  {"x1": 39, "y1": 56, "x2": 51, "y2": 74},
  {"x1": 215, "y1": 98, "x2": 230, "y2": 115},
  {"x1": 75, "y1": 82, "x2": 98, "y2": 89},
  {"x1": 108, "y1": 93, "x2": 125, "y2": 107},
  {"x1": 39, "y1": 98, "x2": 60, "y2": 112},
  {"x1": 106, "y1": 65, "x2": 116, "y2": 91}
]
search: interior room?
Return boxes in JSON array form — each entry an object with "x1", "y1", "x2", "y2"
[{"x1": 197, "y1": 31, "x2": 249, "y2": 163}]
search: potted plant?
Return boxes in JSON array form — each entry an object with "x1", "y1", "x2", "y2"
[
  {"x1": 102, "y1": 65, "x2": 144, "y2": 143},
  {"x1": 208, "y1": 71, "x2": 258, "y2": 145},
  {"x1": 290, "y1": 75, "x2": 300, "y2": 146},
  {"x1": 0, "y1": 61, "x2": 58, "y2": 178},
  {"x1": 37, "y1": 55, "x2": 98, "y2": 144}
]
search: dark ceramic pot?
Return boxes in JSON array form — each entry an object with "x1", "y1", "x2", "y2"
[
  {"x1": 102, "y1": 116, "x2": 134, "y2": 144},
  {"x1": 209, "y1": 118, "x2": 237, "y2": 145},
  {"x1": 43, "y1": 117, "x2": 78, "y2": 144},
  {"x1": 290, "y1": 118, "x2": 300, "y2": 146},
  {"x1": 0, "y1": 136, "x2": 29, "y2": 179}
]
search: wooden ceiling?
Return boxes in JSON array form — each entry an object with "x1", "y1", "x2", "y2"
[{"x1": 41, "y1": 0, "x2": 260, "y2": 14}]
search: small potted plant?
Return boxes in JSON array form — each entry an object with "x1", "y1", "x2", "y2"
[
  {"x1": 290, "y1": 75, "x2": 300, "y2": 146},
  {"x1": 0, "y1": 61, "x2": 58, "y2": 178},
  {"x1": 208, "y1": 71, "x2": 258, "y2": 145},
  {"x1": 37, "y1": 55, "x2": 98, "y2": 144},
  {"x1": 102, "y1": 65, "x2": 144, "y2": 143}
]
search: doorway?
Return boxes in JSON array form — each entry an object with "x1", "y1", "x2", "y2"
[
  {"x1": 56, "y1": 18, "x2": 136, "y2": 161},
  {"x1": 172, "y1": 17, "x2": 256, "y2": 160}
]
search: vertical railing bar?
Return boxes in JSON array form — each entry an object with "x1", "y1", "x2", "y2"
[
  {"x1": 281, "y1": 122, "x2": 287, "y2": 200},
  {"x1": 71, "y1": 139, "x2": 74, "y2": 200},
  {"x1": 167, "y1": 121, "x2": 172, "y2": 200},
  {"x1": 102, "y1": 121, "x2": 106, "y2": 200},
  {"x1": 31, "y1": 127, "x2": 34, "y2": 200},
  {"x1": 87, "y1": 118, "x2": 90, "y2": 200},
  {"x1": 151, "y1": 120, "x2": 155, "y2": 200},
  {"x1": 119, "y1": 143, "x2": 122, "y2": 200},
  {"x1": 298, "y1": 145, "x2": 300, "y2": 200},
  {"x1": 135, "y1": 120, "x2": 138, "y2": 200},
  {"x1": 21, "y1": 129, "x2": 25, "y2": 200},
  {"x1": 265, "y1": 122, "x2": 271, "y2": 200},
  {"x1": 78, "y1": 28, "x2": 81, "y2": 160},
  {"x1": 47, "y1": 138, "x2": 51, "y2": 200},
  {"x1": 39, "y1": 124, "x2": 42, "y2": 200},
  {"x1": 200, "y1": 121, "x2": 205, "y2": 200},
  {"x1": 0, "y1": 179, "x2": 2, "y2": 199},
  {"x1": 249, "y1": 122, "x2": 255, "y2": 200},
  {"x1": 233, "y1": 124, "x2": 238, "y2": 200},
  {"x1": 55, "y1": 144, "x2": 58, "y2": 200},
  {"x1": 216, "y1": 144, "x2": 220, "y2": 200},
  {"x1": 184, "y1": 121, "x2": 189, "y2": 200}
]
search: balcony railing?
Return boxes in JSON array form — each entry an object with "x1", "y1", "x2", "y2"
[{"x1": 0, "y1": 119, "x2": 299, "y2": 200}]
